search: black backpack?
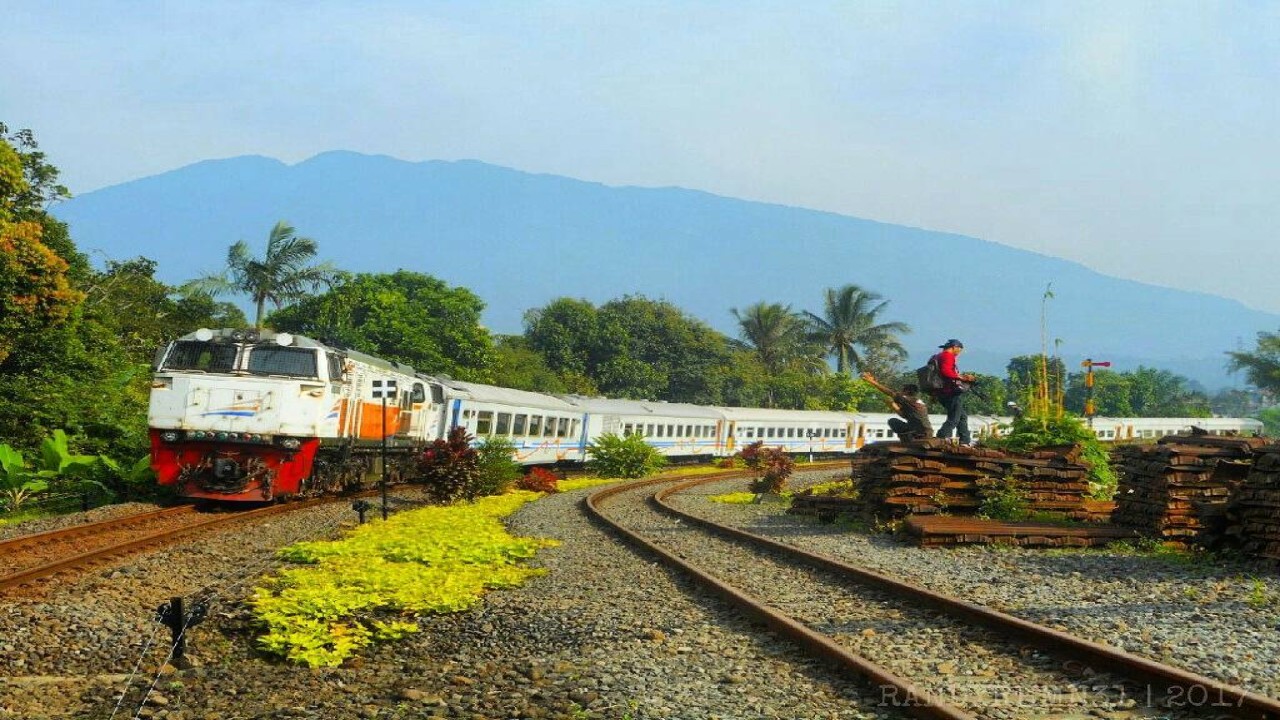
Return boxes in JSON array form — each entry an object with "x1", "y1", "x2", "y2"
[{"x1": 916, "y1": 355, "x2": 946, "y2": 396}]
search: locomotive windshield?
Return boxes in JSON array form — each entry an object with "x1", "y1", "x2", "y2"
[
  {"x1": 246, "y1": 345, "x2": 319, "y2": 378},
  {"x1": 161, "y1": 341, "x2": 238, "y2": 372}
]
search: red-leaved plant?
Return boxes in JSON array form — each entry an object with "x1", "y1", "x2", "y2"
[
  {"x1": 516, "y1": 467, "x2": 560, "y2": 493},
  {"x1": 749, "y1": 445, "x2": 794, "y2": 495},
  {"x1": 418, "y1": 427, "x2": 481, "y2": 503}
]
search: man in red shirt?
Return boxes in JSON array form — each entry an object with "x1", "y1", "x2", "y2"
[{"x1": 934, "y1": 339, "x2": 976, "y2": 445}]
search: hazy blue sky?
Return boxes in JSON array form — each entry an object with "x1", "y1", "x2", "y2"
[{"x1": 3, "y1": 2, "x2": 1277, "y2": 312}]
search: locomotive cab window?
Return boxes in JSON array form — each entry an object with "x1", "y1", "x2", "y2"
[
  {"x1": 247, "y1": 346, "x2": 318, "y2": 378},
  {"x1": 411, "y1": 383, "x2": 426, "y2": 404},
  {"x1": 162, "y1": 341, "x2": 238, "y2": 373}
]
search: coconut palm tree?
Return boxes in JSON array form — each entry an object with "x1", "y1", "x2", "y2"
[
  {"x1": 186, "y1": 221, "x2": 336, "y2": 329},
  {"x1": 730, "y1": 302, "x2": 810, "y2": 375},
  {"x1": 803, "y1": 284, "x2": 910, "y2": 376}
]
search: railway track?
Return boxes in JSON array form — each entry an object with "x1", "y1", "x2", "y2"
[
  {"x1": 586, "y1": 474, "x2": 1280, "y2": 720},
  {"x1": 0, "y1": 497, "x2": 340, "y2": 593}
]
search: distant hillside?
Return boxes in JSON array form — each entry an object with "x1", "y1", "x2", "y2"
[{"x1": 52, "y1": 151, "x2": 1277, "y2": 388}]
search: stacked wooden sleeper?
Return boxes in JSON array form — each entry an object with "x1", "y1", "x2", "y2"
[
  {"x1": 853, "y1": 439, "x2": 1093, "y2": 520},
  {"x1": 1111, "y1": 433, "x2": 1268, "y2": 545}
]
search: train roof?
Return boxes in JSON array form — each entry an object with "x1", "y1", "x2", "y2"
[
  {"x1": 715, "y1": 406, "x2": 854, "y2": 423},
  {"x1": 559, "y1": 396, "x2": 725, "y2": 419},
  {"x1": 438, "y1": 379, "x2": 578, "y2": 411}
]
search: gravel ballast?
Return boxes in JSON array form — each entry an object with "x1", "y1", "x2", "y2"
[{"x1": 0, "y1": 469, "x2": 1276, "y2": 719}]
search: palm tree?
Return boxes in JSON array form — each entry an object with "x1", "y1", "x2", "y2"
[
  {"x1": 730, "y1": 302, "x2": 810, "y2": 375},
  {"x1": 803, "y1": 284, "x2": 910, "y2": 376},
  {"x1": 186, "y1": 221, "x2": 336, "y2": 329}
]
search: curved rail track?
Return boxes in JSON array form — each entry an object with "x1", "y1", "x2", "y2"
[
  {"x1": 586, "y1": 473, "x2": 1280, "y2": 720},
  {"x1": 0, "y1": 498, "x2": 339, "y2": 592}
]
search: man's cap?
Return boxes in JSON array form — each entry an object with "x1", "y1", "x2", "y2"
[{"x1": 939, "y1": 339, "x2": 965, "y2": 349}]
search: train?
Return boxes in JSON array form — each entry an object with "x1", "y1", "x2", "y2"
[{"x1": 147, "y1": 328, "x2": 1266, "y2": 502}]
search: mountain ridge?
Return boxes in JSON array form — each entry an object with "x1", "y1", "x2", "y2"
[{"x1": 52, "y1": 152, "x2": 1275, "y2": 388}]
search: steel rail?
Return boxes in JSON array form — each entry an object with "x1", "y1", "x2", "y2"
[
  {"x1": 584, "y1": 471, "x2": 975, "y2": 720},
  {"x1": 0, "y1": 505, "x2": 198, "y2": 554},
  {"x1": 645, "y1": 475, "x2": 1280, "y2": 720},
  {"x1": 0, "y1": 497, "x2": 338, "y2": 592}
]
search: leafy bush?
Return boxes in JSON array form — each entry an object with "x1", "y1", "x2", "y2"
[
  {"x1": 985, "y1": 413, "x2": 1118, "y2": 500},
  {"x1": 738, "y1": 441, "x2": 764, "y2": 471},
  {"x1": 417, "y1": 427, "x2": 481, "y2": 503},
  {"x1": 253, "y1": 491, "x2": 557, "y2": 667},
  {"x1": 978, "y1": 474, "x2": 1031, "y2": 521},
  {"x1": 586, "y1": 433, "x2": 667, "y2": 478},
  {"x1": 516, "y1": 467, "x2": 560, "y2": 493},
  {"x1": 716, "y1": 457, "x2": 737, "y2": 469},
  {"x1": 474, "y1": 436, "x2": 523, "y2": 497},
  {"x1": 749, "y1": 446, "x2": 794, "y2": 495}
]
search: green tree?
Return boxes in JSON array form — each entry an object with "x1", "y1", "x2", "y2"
[
  {"x1": 524, "y1": 295, "x2": 735, "y2": 404},
  {"x1": 1005, "y1": 354, "x2": 1066, "y2": 407},
  {"x1": 803, "y1": 284, "x2": 909, "y2": 376},
  {"x1": 522, "y1": 298, "x2": 599, "y2": 378},
  {"x1": 188, "y1": 221, "x2": 335, "y2": 328},
  {"x1": 269, "y1": 271, "x2": 494, "y2": 381},
  {"x1": 490, "y1": 336, "x2": 570, "y2": 394},
  {"x1": 1228, "y1": 331, "x2": 1280, "y2": 397}
]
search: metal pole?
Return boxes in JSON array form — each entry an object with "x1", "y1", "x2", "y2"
[{"x1": 381, "y1": 391, "x2": 389, "y2": 521}]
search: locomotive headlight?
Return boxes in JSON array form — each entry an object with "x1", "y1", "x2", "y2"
[
  {"x1": 160, "y1": 431, "x2": 179, "y2": 442},
  {"x1": 278, "y1": 437, "x2": 302, "y2": 450}
]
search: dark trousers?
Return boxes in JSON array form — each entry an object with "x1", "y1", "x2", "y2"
[
  {"x1": 936, "y1": 393, "x2": 971, "y2": 444},
  {"x1": 888, "y1": 418, "x2": 926, "y2": 441}
]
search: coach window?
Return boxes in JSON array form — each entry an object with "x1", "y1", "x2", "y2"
[
  {"x1": 529, "y1": 416, "x2": 543, "y2": 437},
  {"x1": 656, "y1": 425, "x2": 665, "y2": 438},
  {"x1": 644, "y1": 424, "x2": 653, "y2": 436},
  {"x1": 571, "y1": 419, "x2": 580, "y2": 437},
  {"x1": 513, "y1": 414, "x2": 527, "y2": 436},
  {"x1": 496, "y1": 412, "x2": 512, "y2": 435},
  {"x1": 476, "y1": 411, "x2": 494, "y2": 436},
  {"x1": 786, "y1": 428, "x2": 795, "y2": 438},
  {"x1": 557, "y1": 418, "x2": 570, "y2": 438}
]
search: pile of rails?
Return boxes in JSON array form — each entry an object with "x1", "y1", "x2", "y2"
[
  {"x1": 854, "y1": 439, "x2": 1095, "y2": 520},
  {"x1": 1224, "y1": 444, "x2": 1280, "y2": 561},
  {"x1": 1111, "y1": 434, "x2": 1269, "y2": 545}
]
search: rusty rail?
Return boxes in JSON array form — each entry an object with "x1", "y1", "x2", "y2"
[
  {"x1": 0, "y1": 497, "x2": 337, "y2": 592},
  {"x1": 588, "y1": 473, "x2": 1280, "y2": 720}
]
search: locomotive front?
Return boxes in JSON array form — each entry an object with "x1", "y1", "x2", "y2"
[{"x1": 148, "y1": 328, "x2": 340, "y2": 501}]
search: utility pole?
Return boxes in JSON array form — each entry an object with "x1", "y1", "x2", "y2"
[{"x1": 372, "y1": 379, "x2": 397, "y2": 520}]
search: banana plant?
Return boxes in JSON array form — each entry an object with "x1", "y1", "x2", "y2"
[{"x1": 0, "y1": 444, "x2": 50, "y2": 512}]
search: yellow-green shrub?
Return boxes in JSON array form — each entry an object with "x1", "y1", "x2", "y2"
[{"x1": 252, "y1": 491, "x2": 557, "y2": 667}]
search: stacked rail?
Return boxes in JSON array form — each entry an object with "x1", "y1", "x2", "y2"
[
  {"x1": 1111, "y1": 434, "x2": 1268, "y2": 545},
  {"x1": 853, "y1": 439, "x2": 1094, "y2": 520}
]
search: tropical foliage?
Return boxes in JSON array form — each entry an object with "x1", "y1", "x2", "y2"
[
  {"x1": 186, "y1": 221, "x2": 335, "y2": 328},
  {"x1": 803, "y1": 284, "x2": 910, "y2": 377},
  {"x1": 417, "y1": 427, "x2": 482, "y2": 503},
  {"x1": 586, "y1": 432, "x2": 667, "y2": 478},
  {"x1": 985, "y1": 413, "x2": 1118, "y2": 499},
  {"x1": 473, "y1": 436, "x2": 524, "y2": 496}
]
